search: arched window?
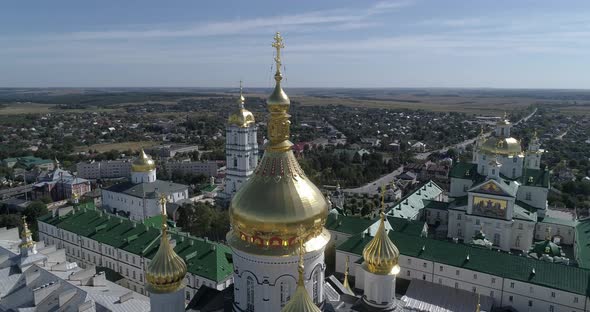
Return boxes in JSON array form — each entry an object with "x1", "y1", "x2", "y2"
[
  {"x1": 280, "y1": 281, "x2": 291, "y2": 308},
  {"x1": 312, "y1": 270, "x2": 320, "y2": 303},
  {"x1": 512, "y1": 168, "x2": 516, "y2": 178},
  {"x1": 234, "y1": 157, "x2": 238, "y2": 168},
  {"x1": 246, "y1": 276, "x2": 255, "y2": 312}
]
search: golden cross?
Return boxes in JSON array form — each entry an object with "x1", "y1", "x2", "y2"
[
  {"x1": 272, "y1": 32, "x2": 285, "y2": 71},
  {"x1": 239, "y1": 80, "x2": 243, "y2": 97},
  {"x1": 159, "y1": 194, "x2": 168, "y2": 216}
]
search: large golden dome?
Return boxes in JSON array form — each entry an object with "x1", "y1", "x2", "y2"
[
  {"x1": 480, "y1": 137, "x2": 522, "y2": 156},
  {"x1": 228, "y1": 83, "x2": 255, "y2": 128},
  {"x1": 228, "y1": 32, "x2": 329, "y2": 256},
  {"x1": 132, "y1": 149, "x2": 156, "y2": 172},
  {"x1": 363, "y1": 212, "x2": 400, "y2": 275},
  {"x1": 146, "y1": 196, "x2": 187, "y2": 293}
]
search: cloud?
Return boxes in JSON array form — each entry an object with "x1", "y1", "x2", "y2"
[{"x1": 42, "y1": 1, "x2": 413, "y2": 41}]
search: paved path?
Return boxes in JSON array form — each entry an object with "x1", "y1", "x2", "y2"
[{"x1": 342, "y1": 166, "x2": 404, "y2": 194}]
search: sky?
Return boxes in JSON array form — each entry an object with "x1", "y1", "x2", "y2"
[{"x1": 1, "y1": 0, "x2": 590, "y2": 89}]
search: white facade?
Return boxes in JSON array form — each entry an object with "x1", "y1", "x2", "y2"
[
  {"x1": 231, "y1": 246, "x2": 326, "y2": 311},
  {"x1": 76, "y1": 160, "x2": 132, "y2": 179},
  {"x1": 101, "y1": 187, "x2": 188, "y2": 221},
  {"x1": 221, "y1": 124, "x2": 258, "y2": 200},
  {"x1": 337, "y1": 251, "x2": 589, "y2": 312},
  {"x1": 164, "y1": 160, "x2": 218, "y2": 178},
  {"x1": 38, "y1": 218, "x2": 232, "y2": 301},
  {"x1": 132, "y1": 168, "x2": 157, "y2": 184}
]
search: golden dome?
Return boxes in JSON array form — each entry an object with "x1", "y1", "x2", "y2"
[
  {"x1": 132, "y1": 149, "x2": 156, "y2": 172},
  {"x1": 146, "y1": 196, "x2": 187, "y2": 294},
  {"x1": 363, "y1": 212, "x2": 400, "y2": 275},
  {"x1": 228, "y1": 81, "x2": 255, "y2": 128},
  {"x1": 228, "y1": 32, "x2": 329, "y2": 256},
  {"x1": 281, "y1": 242, "x2": 321, "y2": 312},
  {"x1": 480, "y1": 137, "x2": 522, "y2": 156}
]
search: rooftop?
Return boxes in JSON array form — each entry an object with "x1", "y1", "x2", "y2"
[
  {"x1": 39, "y1": 208, "x2": 233, "y2": 282},
  {"x1": 338, "y1": 229, "x2": 590, "y2": 296}
]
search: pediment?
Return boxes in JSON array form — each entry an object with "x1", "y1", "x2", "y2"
[{"x1": 468, "y1": 180, "x2": 512, "y2": 197}]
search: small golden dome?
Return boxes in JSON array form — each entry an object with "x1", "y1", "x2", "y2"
[
  {"x1": 363, "y1": 213, "x2": 400, "y2": 275},
  {"x1": 228, "y1": 84, "x2": 255, "y2": 128},
  {"x1": 228, "y1": 32, "x2": 329, "y2": 255},
  {"x1": 281, "y1": 242, "x2": 321, "y2": 312},
  {"x1": 146, "y1": 196, "x2": 187, "y2": 294},
  {"x1": 132, "y1": 149, "x2": 156, "y2": 172},
  {"x1": 480, "y1": 137, "x2": 522, "y2": 156}
]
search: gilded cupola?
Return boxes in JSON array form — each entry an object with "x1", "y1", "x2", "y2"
[
  {"x1": 228, "y1": 32, "x2": 329, "y2": 256},
  {"x1": 228, "y1": 81, "x2": 255, "y2": 128},
  {"x1": 146, "y1": 195, "x2": 187, "y2": 294},
  {"x1": 362, "y1": 190, "x2": 400, "y2": 275},
  {"x1": 280, "y1": 241, "x2": 322, "y2": 312},
  {"x1": 132, "y1": 149, "x2": 156, "y2": 172}
]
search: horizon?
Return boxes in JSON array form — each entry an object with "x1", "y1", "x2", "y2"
[{"x1": 2, "y1": 0, "x2": 590, "y2": 89}]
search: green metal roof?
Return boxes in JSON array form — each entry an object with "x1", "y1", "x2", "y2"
[
  {"x1": 39, "y1": 208, "x2": 233, "y2": 282},
  {"x1": 520, "y1": 168, "x2": 550, "y2": 188},
  {"x1": 423, "y1": 199, "x2": 450, "y2": 211},
  {"x1": 450, "y1": 162, "x2": 479, "y2": 180},
  {"x1": 325, "y1": 214, "x2": 375, "y2": 235},
  {"x1": 338, "y1": 230, "x2": 590, "y2": 296}
]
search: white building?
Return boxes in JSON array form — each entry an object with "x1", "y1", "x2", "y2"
[
  {"x1": 0, "y1": 221, "x2": 150, "y2": 311},
  {"x1": 164, "y1": 160, "x2": 218, "y2": 178},
  {"x1": 37, "y1": 205, "x2": 234, "y2": 302},
  {"x1": 101, "y1": 149, "x2": 189, "y2": 221},
  {"x1": 76, "y1": 159, "x2": 133, "y2": 179},
  {"x1": 220, "y1": 83, "x2": 258, "y2": 200}
]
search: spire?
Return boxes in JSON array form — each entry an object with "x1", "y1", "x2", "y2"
[
  {"x1": 280, "y1": 237, "x2": 321, "y2": 312},
  {"x1": 362, "y1": 188, "x2": 400, "y2": 275},
  {"x1": 267, "y1": 32, "x2": 292, "y2": 152},
  {"x1": 237, "y1": 80, "x2": 245, "y2": 109},
  {"x1": 19, "y1": 216, "x2": 34, "y2": 250},
  {"x1": 146, "y1": 194, "x2": 187, "y2": 294},
  {"x1": 343, "y1": 256, "x2": 353, "y2": 293}
]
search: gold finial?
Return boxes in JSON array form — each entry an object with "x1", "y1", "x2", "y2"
[
  {"x1": 280, "y1": 233, "x2": 321, "y2": 312},
  {"x1": 343, "y1": 256, "x2": 353, "y2": 292},
  {"x1": 475, "y1": 293, "x2": 481, "y2": 312},
  {"x1": 146, "y1": 192, "x2": 187, "y2": 294},
  {"x1": 267, "y1": 32, "x2": 292, "y2": 152},
  {"x1": 503, "y1": 111, "x2": 508, "y2": 120},
  {"x1": 272, "y1": 32, "x2": 285, "y2": 82},
  {"x1": 480, "y1": 125, "x2": 484, "y2": 136},
  {"x1": 238, "y1": 80, "x2": 245, "y2": 108}
]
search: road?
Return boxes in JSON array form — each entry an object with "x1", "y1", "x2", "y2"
[
  {"x1": 342, "y1": 108, "x2": 539, "y2": 194},
  {"x1": 342, "y1": 166, "x2": 404, "y2": 194},
  {"x1": 415, "y1": 108, "x2": 538, "y2": 160}
]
